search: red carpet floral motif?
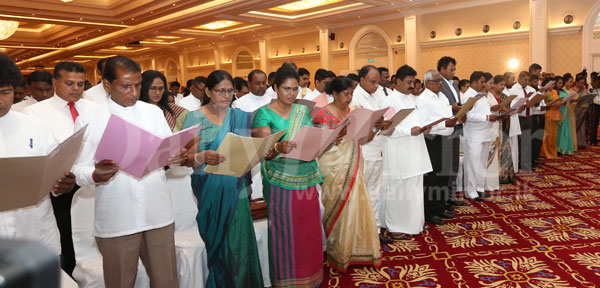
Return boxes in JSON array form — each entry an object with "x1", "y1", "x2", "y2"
[{"x1": 321, "y1": 146, "x2": 600, "y2": 287}]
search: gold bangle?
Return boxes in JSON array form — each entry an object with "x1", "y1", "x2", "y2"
[{"x1": 273, "y1": 142, "x2": 281, "y2": 153}]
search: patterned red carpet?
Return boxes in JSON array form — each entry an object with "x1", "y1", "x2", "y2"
[{"x1": 321, "y1": 146, "x2": 600, "y2": 288}]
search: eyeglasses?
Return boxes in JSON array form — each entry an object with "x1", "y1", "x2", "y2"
[
  {"x1": 149, "y1": 86, "x2": 165, "y2": 92},
  {"x1": 212, "y1": 89, "x2": 236, "y2": 96},
  {"x1": 280, "y1": 86, "x2": 299, "y2": 93}
]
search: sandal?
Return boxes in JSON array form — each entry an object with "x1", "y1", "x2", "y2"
[{"x1": 386, "y1": 231, "x2": 411, "y2": 240}]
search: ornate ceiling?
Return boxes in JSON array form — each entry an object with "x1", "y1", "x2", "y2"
[{"x1": 0, "y1": 0, "x2": 467, "y2": 70}]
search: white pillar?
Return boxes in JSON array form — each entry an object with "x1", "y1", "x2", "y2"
[
  {"x1": 318, "y1": 26, "x2": 332, "y2": 70},
  {"x1": 530, "y1": 0, "x2": 548, "y2": 70},
  {"x1": 404, "y1": 14, "x2": 419, "y2": 72},
  {"x1": 178, "y1": 53, "x2": 186, "y2": 82},
  {"x1": 214, "y1": 46, "x2": 221, "y2": 70},
  {"x1": 259, "y1": 38, "x2": 270, "y2": 73},
  {"x1": 151, "y1": 58, "x2": 156, "y2": 70}
]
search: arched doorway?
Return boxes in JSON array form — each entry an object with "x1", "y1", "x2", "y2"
[
  {"x1": 233, "y1": 46, "x2": 255, "y2": 78},
  {"x1": 165, "y1": 59, "x2": 179, "y2": 82},
  {"x1": 583, "y1": 2, "x2": 600, "y2": 75},
  {"x1": 349, "y1": 25, "x2": 393, "y2": 72}
]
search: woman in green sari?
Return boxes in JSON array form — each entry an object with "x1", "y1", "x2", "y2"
[
  {"x1": 252, "y1": 67, "x2": 324, "y2": 288},
  {"x1": 182, "y1": 70, "x2": 263, "y2": 288},
  {"x1": 556, "y1": 77, "x2": 574, "y2": 155}
]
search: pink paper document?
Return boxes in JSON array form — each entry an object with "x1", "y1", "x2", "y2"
[
  {"x1": 283, "y1": 124, "x2": 347, "y2": 162},
  {"x1": 379, "y1": 108, "x2": 415, "y2": 135},
  {"x1": 500, "y1": 98, "x2": 527, "y2": 116},
  {"x1": 94, "y1": 114, "x2": 201, "y2": 178},
  {"x1": 342, "y1": 107, "x2": 389, "y2": 140},
  {"x1": 0, "y1": 126, "x2": 87, "y2": 212},
  {"x1": 312, "y1": 93, "x2": 329, "y2": 108}
]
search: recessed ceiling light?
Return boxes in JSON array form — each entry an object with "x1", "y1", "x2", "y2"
[
  {"x1": 271, "y1": 0, "x2": 342, "y2": 12},
  {"x1": 61, "y1": 0, "x2": 73, "y2": 2},
  {"x1": 195, "y1": 20, "x2": 240, "y2": 30}
]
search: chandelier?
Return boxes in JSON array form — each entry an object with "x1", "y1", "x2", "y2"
[{"x1": 0, "y1": 20, "x2": 19, "y2": 41}]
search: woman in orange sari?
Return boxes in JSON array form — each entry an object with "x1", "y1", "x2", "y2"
[
  {"x1": 312, "y1": 76, "x2": 382, "y2": 273},
  {"x1": 540, "y1": 77, "x2": 561, "y2": 159}
]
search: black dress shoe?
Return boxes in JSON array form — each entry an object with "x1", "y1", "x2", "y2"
[
  {"x1": 445, "y1": 205, "x2": 455, "y2": 211},
  {"x1": 440, "y1": 212, "x2": 455, "y2": 219},
  {"x1": 448, "y1": 199, "x2": 466, "y2": 206},
  {"x1": 468, "y1": 197, "x2": 484, "y2": 202},
  {"x1": 477, "y1": 192, "x2": 492, "y2": 198},
  {"x1": 379, "y1": 233, "x2": 393, "y2": 244},
  {"x1": 427, "y1": 216, "x2": 446, "y2": 225}
]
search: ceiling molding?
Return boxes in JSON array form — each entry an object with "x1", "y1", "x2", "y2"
[{"x1": 419, "y1": 30, "x2": 529, "y2": 48}]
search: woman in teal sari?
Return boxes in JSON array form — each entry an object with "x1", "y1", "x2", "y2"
[
  {"x1": 252, "y1": 67, "x2": 324, "y2": 288},
  {"x1": 182, "y1": 70, "x2": 263, "y2": 288},
  {"x1": 556, "y1": 76, "x2": 574, "y2": 155}
]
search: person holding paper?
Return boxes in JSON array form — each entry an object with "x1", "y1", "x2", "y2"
[
  {"x1": 181, "y1": 70, "x2": 263, "y2": 288},
  {"x1": 312, "y1": 76, "x2": 382, "y2": 272},
  {"x1": 140, "y1": 70, "x2": 189, "y2": 132},
  {"x1": 382, "y1": 65, "x2": 433, "y2": 235},
  {"x1": 488, "y1": 75, "x2": 516, "y2": 183},
  {"x1": 556, "y1": 77, "x2": 575, "y2": 155},
  {"x1": 231, "y1": 69, "x2": 270, "y2": 112},
  {"x1": 417, "y1": 69, "x2": 459, "y2": 227},
  {"x1": 71, "y1": 56, "x2": 179, "y2": 288},
  {"x1": 508, "y1": 71, "x2": 535, "y2": 171},
  {"x1": 462, "y1": 71, "x2": 499, "y2": 202},
  {"x1": 529, "y1": 74, "x2": 548, "y2": 170},
  {"x1": 252, "y1": 67, "x2": 324, "y2": 288},
  {"x1": 540, "y1": 77, "x2": 561, "y2": 159},
  {"x1": 350, "y1": 65, "x2": 392, "y2": 244},
  {"x1": 23, "y1": 61, "x2": 99, "y2": 276},
  {"x1": 483, "y1": 73, "x2": 500, "y2": 192},
  {"x1": 0, "y1": 53, "x2": 77, "y2": 271},
  {"x1": 573, "y1": 75, "x2": 591, "y2": 149}
]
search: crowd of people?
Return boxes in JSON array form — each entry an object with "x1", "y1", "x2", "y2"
[{"x1": 1, "y1": 50, "x2": 599, "y2": 288}]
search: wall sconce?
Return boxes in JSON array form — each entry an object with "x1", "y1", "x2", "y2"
[
  {"x1": 302, "y1": 47, "x2": 305, "y2": 53},
  {"x1": 564, "y1": 14, "x2": 574, "y2": 24},
  {"x1": 316, "y1": 45, "x2": 320, "y2": 52},
  {"x1": 288, "y1": 48, "x2": 291, "y2": 55},
  {"x1": 482, "y1": 24, "x2": 490, "y2": 33},
  {"x1": 275, "y1": 50, "x2": 279, "y2": 56},
  {"x1": 340, "y1": 42, "x2": 344, "y2": 49},
  {"x1": 455, "y1": 28, "x2": 462, "y2": 36},
  {"x1": 396, "y1": 35, "x2": 402, "y2": 42},
  {"x1": 513, "y1": 21, "x2": 521, "y2": 30},
  {"x1": 429, "y1": 31, "x2": 436, "y2": 39}
]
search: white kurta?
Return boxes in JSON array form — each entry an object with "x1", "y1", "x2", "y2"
[
  {"x1": 0, "y1": 111, "x2": 61, "y2": 255},
  {"x1": 297, "y1": 86, "x2": 312, "y2": 99},
  {"x1": 83, "y1": 83, "x2": 109, "y2": 105},
  {"x1": 231, "y1": 92, "x2": 271, "y2": 113},
  {"x1": 351, "y1": 84, "x2": 387, "y2": 230},
  {"x1": 177, "y1": 94, "x2": 202, "y2": 111},
  {"x1": 11, "y1": 97, "x2": 38, "y2": 112},
  {"x1": 416, "y1": 88, "x2": 454, "y2": 136},
  {"x1": 230, "y1": 92, "x2": 272, "y2": 199},
  {"x1": 382, "y1": 91, "x2": 432, "y2": 234},
  {"x1": 72, "y1": 99, "x2": 174, "y2": 238},
  {"x1": 462, "y1": 88, "x2": 492, "y2": 199}
]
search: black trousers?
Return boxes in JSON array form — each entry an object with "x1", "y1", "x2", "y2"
[
  {"x1": 50, "y1": 185, "x2": 79, "y2": 276},
  {"x1": 424, "y1": 134, "x2": 453, "y2": 220},
  {"x1": 531, "y1": 114, "x2": 545, "y2": 166},
  {"x1": 518, "y1": 116, "x2": 533, "y2": 171},
  {"x1": 593, "y1": 104, "x2": 600, "y2": 145}
]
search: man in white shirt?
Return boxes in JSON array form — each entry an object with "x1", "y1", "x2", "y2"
[
  {"x1": 72, "y1": 56, "x2": 178, "y2": 287},
  {"x1": 382, "y1": 65, "x2": 432, "y2": 237},
  {"x1": 351, "y1": 65, "x2": 391, "y2": 243},
  {"x1": 462, "y1": 71, "x2": 499, "y2": 202},
  {"x1": 23, "y1": 61, "x2": 99, "y2": 276},
  {"x1": 231, "y1": 69, "x2": 270, "y2": 199},
  {"x1": 0, "y1": 53, "x2": 77, "y2": 281},
  {"x1": 169, "y1": 81, "x2": 184, "y2": 102},
  {"x1": 13, "y1": 79, "x2": 27, "y2": 103},
  {"x1": 297, "y1": 68, "x2": 312, "y2": 99},
  {"x1": 437, "y1": 56, "x2": 465, "y2": 209},
  {"x1": 417, "y1": 70, "x2": 459, "y2": 225},
  {"x1": 12, "y1": 70, "x2": 54, "y2": 112},
  {"x1": 176, "y1": 76, "x2": 206, "y2": 111},
  {"x1": 509, "y1": 71, "x2": 537, "y2": 172},
  {"x1": 529, "y1": 73, "x2": 547, "y2": 169},
  {"x1": 83, "y1": 57, "x2": 111, "y2": 105},
  {"x1": 305, "y1": 68, "x2": 333, "y2": 103},
  {"x1": 377, "y1": 67, "x2": 391, "y2": 96}
]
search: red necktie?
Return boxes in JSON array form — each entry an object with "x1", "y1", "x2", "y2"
[
  {"x1": 68, "y1": 102, "x2": 79, "y2": 123},
  {"x1": 523, "y1": 88, "x2": 530, "y2": 117}
]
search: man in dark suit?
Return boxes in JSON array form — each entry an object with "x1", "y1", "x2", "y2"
[{"x1": 437, "y1": 56, "x2": 466, "y2": 208}]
